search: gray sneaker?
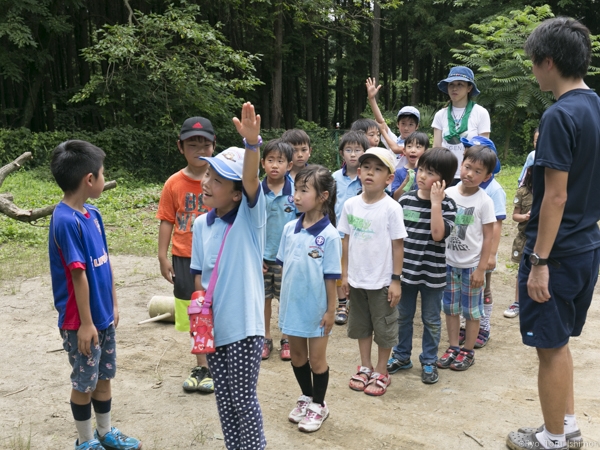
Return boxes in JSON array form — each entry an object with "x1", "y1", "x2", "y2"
[
  {"x1": 421, "y1": 364, "x2": 439, "y2": 384},
  {"x1": 517, "y1": 425, "x2": 582, "y2": 449},
  {"x1": 387, "y1": 356, "x2": 412, "y2": 374}
]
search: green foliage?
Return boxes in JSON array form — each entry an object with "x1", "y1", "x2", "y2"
[
  {"x1": 72, "y1": 3, "x2": 262, "y2": 135},
  {"x1": 452, "y1": 5, "x2": 600, "y2": 155}
]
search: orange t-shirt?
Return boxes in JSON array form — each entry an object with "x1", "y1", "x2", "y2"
[{"x1": 156, "y1": 170, "x2": 210, "y2": 257}]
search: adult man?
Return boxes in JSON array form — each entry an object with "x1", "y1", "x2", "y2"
[{"x1": 507, "y1": 17, "x2": 600, "y2": 450}]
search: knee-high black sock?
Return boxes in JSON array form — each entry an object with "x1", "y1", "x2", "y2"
[
  {"x1": 312, "y1": 367, "x2": 329, "y2": 406},
  {"x1": 292, "y1": 360, "x2": 313, "y2": 397}
]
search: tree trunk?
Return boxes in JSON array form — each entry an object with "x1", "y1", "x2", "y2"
[
  {"x1": 270, "y1": 0, "x2": 284, "y2": 129},
  {"x1": 371, "y1": 1, "x2": 381, "y2": 83},
  {"x1": 411, "y1": 57, "x2": 420, "y2": 105}
]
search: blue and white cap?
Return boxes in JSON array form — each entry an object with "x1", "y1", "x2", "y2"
[
  {"x1": 397, "y1": 106, "x2": 420, "y2": 123},
  {"x1": 200, "y1": 147, "x2": 245, "y2": 181},
  {"x1": 461, "y1": 136, "x2": 501, "y2": 174}
]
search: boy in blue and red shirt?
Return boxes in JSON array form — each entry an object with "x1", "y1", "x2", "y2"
[{"x1": 49, "y1": 140, "x2": 141, "y2": 450}]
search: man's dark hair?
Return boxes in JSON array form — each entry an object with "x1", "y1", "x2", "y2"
[
  {"x1": 525, "y1": 17, "x2": 591, "y2": 79},
  {"x1": 51, "y1": 140, "x2": 105, "y2": 193},
  {"x1": 338, "y1": 131, "x2": 369, "y2": 153},
  {"x1": 281, "y1": 129, "x2": 311, "y2": 147},
  {"x1": 418, "y1": 147, "x2": 458, "y2": 187},
  {"x1": 262, "y1": 138, "x2": 293, "y2": 162},
  {"x1": 463, "y1": 145, "x2": 498, "y2": 176}
]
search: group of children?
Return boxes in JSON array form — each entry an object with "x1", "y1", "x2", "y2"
[{"x1": 49, "y1": 71, "x2": 532, "y2": 448}]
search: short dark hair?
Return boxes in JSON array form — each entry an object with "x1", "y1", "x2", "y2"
[
  {"x1": 404, "y1": 131, "x2": 430, "y2": 149},
  {"x1": 262, "y1": 138, "x2": 293, "y2": 162},
  {"x1": 295, "y1": 165, "x2": 338, "y2": 227},
  {"x1": 51, "y1": 140, "x2": 105, "y2": 193},
  {"x1": 525, "y1": 17, "x2": 591, "y2": 79},
  {"x1": 397, "y1": 114, "x2": 418, "y2": 125},
  {"x1": 463, "y1": 145, "x2": 498, "y2": 176},
  {"x1": 418, "y1": 147, "x2": 458, "y2": 187},
  {"x1": 338, "y1": 131, "x2": 369, "y2": 153},
  {"x1": 350, "y1": 118, "x2": 379, "y2": 135},
  {"x1": 281, "y1": 129, "x2": 311, "y2": 147}
]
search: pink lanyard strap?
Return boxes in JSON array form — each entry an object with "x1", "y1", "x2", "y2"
[{"x1": 203, "y1": 223, "x2": 232, "y2": 309}]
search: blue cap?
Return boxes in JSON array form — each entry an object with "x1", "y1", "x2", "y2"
[
  {"x1": 461, "y1": 136, "x2": 501, "y2": 174},
  {"x1": 438, "y1": 66, "x2": 480, "y2": 97},
  {"x1": 200, "y1": 147, "x2": 245, "y2": 181}
]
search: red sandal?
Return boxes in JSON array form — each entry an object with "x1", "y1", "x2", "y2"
[{"x1": 364, "y1": 372, "x2": 391, "y2": 396}]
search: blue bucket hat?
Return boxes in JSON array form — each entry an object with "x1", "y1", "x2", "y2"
[
  {"x1": 461, "y1": 136, "x2": 501, "y2": 174},
  {"x1": 200, "y1": 147, "x2": 245, "y2": 181},
  {"x1": 438, "y1": 66, "x2": 480, "y2": 97}
]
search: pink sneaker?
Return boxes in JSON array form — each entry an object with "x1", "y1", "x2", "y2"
[
  {"x1": 298, "y1": 402, "x2": 329, "y2": 432},
  {"x1": 280, "y1": 339, "x2": 291, "y2": 361},
  {"x1": 288, "y1": 395, "x2": 312, "y2": 423}
]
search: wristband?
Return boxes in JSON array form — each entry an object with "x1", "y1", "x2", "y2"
[{"x1": 243, "y1": 135, "x2": 263, "y2": 152}]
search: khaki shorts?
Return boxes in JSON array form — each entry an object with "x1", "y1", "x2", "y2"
[{"x1": 347, "y1": 286, "x2": 399, "y2": 348}]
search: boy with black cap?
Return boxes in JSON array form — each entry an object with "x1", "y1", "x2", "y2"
[{"x1": 156, "y1": 116, "x2": 216, "y2": 394}]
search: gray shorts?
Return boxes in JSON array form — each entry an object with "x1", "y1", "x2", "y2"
[
  {"x1": 347, "y1": 286, "x2": 399, "y2": 349},
  {"x1": 61, "y1": 324, "x2": 117, "y2": 393}
]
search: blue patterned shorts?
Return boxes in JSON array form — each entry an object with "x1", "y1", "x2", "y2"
[
  {"x1": 61, "y1": 324, "x2": 117, "y2": 393},
  {"x1": 443, "y1": 266, "x2": 484, "y2": 320}
]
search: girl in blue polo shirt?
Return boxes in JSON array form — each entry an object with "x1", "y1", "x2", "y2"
[{"x1": 276, "y1": 165, "x2": 342, "y2": 433}]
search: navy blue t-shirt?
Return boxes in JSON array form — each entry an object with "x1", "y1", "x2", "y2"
[{"x1": 525, "y1": 89, "x2": 600, "y2": 257}]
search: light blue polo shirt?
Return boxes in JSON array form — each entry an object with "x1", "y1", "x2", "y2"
[
  {"x1": 263, "y1": 177, "x2": 297, "y2": 261},
  {"x1": 190, "y1": 186, "x2": 266, "y2": 347},
  {"x1": 276, "y1": 215, "x2": 341, "y2": 338},
  {"x1": 332, "y1": 166, "x2": 362, "y2": 230},
  {"x1": 481, "y1": 177, "x2": 507, "y2": 220}
]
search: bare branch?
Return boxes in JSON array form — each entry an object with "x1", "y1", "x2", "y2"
[
  {"x1": 124, "y1": 0, "x2": 134, "y2": 26},
  {"x1": 0, "y1": 180, "x2": 117, "y2": 223},
  {"x1": 0, "y1": 152, "x2": 33, "y2": 188}
]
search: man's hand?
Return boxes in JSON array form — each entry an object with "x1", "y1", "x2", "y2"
[
  {"x1": 77, "y1": 323, "x2": 98, "y2": 357},
  {"x1": 388, "y1": 280, "x2": 401, "y2": 308},
  {"x1": 527, "y1": 264, "x2": 551, "y2": 303}
]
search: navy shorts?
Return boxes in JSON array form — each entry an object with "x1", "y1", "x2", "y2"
[
  {"x1": 519, "y1": 248, "x2": 600, "y2": 348},
  {"x1": 61, "y1": 324, "x2": 117, "y2": 393}
]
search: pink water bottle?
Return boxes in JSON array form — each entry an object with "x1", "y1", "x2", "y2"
[{"x1": 188, "y1": 290, "x2": 215, "y2": 354}]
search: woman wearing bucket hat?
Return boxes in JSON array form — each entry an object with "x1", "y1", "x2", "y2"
[{"x1": 432, "y1": 66, "x2": 491, "y2": 185}]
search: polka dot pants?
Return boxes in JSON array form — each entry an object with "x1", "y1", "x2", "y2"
[{"x1": 207, "y1": 336, "x2": 266, "y2": 450}]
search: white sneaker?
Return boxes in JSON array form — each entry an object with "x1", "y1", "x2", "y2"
[
  {"x1": 504, "y1": 302, "x2": 520, "y2": 318},
  {"x1": 298, "y1": 402, "x2": 329, "y2": 432},
  {"x1": 288, "y1": 395, "x2": 312, "y2": 423}
]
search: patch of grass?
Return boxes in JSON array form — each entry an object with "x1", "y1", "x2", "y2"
[
  {"x1": 496, "y1": 165, "x2": 521, "y2": 219},
  {"x1": 0, "y1": 167, "x2": 163, "y2": 284},
  {"x1": 3, "y1": 423, "x2": 32, "y2": 450}
]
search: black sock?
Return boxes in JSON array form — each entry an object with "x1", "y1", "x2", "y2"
[
  {"x1": 71, "y1": 401, "x2": 92, "y2": 421},
  {"x1": 292, "y1": 361, "x2": 313, "y2": 397},
  {"x1": 91, "y1": 398, "x2": 111, "y2": 414},
  {"x1": 338, "y1": 298, "x2": 347, "y2": 306},
  {"x1": 312, "y1": 367, "x2": 329, "y2": 406}
]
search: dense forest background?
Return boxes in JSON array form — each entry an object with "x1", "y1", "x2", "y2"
[{"x1": 0, "y1": 0, "x2": 598, "y2": 180}]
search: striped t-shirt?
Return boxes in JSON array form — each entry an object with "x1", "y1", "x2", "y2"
[{"x1": 399, "y1": 190, "x2": 457, "y2": 288}]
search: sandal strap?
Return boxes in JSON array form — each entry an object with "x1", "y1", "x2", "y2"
[{"x1": 368, "y1": 372, "x2": 390, "y2": 388}]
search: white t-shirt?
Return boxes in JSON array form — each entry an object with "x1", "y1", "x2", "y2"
[
  {"x1": 338, "y1": 194, "x2": 407, "y2": 289},
  {"x1": 444, "y1": 186, "x2": 495, "y2": 268},
  {"x1": 432, "y1": 103, "x2": 491, "y2": 178},
  {"x1": 382, "y1": 128, "x2": 409, "y2": 168}
]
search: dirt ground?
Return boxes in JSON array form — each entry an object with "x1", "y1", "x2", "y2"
[{"x1": 1, "y1": 228, "x2": 600, "y2": 450}]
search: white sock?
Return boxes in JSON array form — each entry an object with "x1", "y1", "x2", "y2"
[
  {"x1": 481, "y1": 302, "x2": 493, "y2": 332},
  {"x1": 95, "y1": 411, "x2": 111, "y2": 437},
  {"x1": 536, "y1": 428, "x2": 566, "y2": 449},
  {"x1": 564, "y1": 414, "x2": 578, "y2": 433},
  {"x1": 74, "y1": 419, "x2": 94, "y2": 444}
]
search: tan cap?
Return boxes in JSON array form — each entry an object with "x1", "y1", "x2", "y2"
[{"x1": 358, "y1": 147, "x2": 396, "y2": 173}]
